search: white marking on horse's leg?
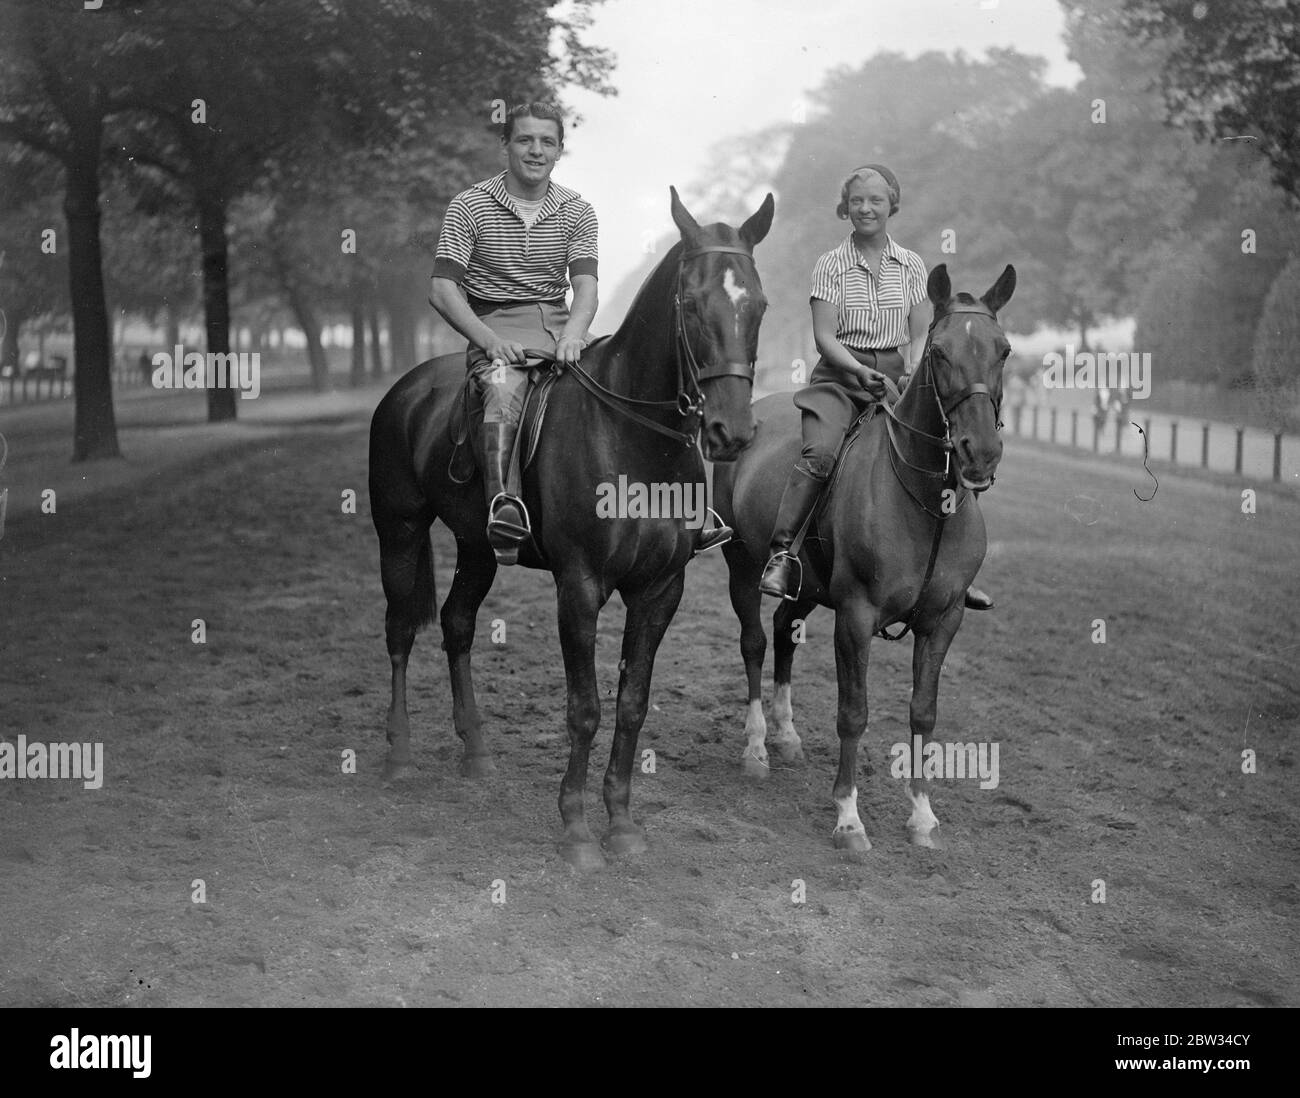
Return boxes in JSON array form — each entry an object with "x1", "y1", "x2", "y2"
[
  {"x1": 907, "y1": 787, "x2": 941, "y2": 837},
  {"x1": 742, "y1": 699, "x2": 768, "y2": 764},
  {"x1": 833, "y1": 786, "x2": 867, "y2": 837},
  {"x1": 771, "y1": 682, "x2": 801, "y2": 750}
]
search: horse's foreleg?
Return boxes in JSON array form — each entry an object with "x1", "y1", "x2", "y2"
[
  {"x1": 831, "y1": 598, "x2": 878, "y2": 853},
  {"x1": 556, "y1": 573, "x2": 606, "y2": 872},
  {"x1": 725, "y1": 543, "x2": 770, "y2": 778},
  {"x1": 770, "y1": 597, "x2": 817, "y2": 766},
  {"x1": 906, "y1": 607, "x2": 962, "y2": 849},
  {"x1": 440, "y1": 538, "x2": 497, "y2": 778},
  {"x1": 603, "y1": 571, "x2": 685, "y2": 855}
]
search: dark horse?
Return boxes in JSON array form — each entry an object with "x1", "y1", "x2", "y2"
[
  {"x1": 715, "y1": 264, "x2": 1015, "y2": 851},
  {"x1": 369, "y1": 188, "x2": 774, "y2": 871}
]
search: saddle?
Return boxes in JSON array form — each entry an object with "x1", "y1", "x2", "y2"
[
  {"x1": 447, "y1": 338, "x2": 612, "y2": 486},
  {"x1": 789, "y1": 402, "x2": 884, "y2": 589}
]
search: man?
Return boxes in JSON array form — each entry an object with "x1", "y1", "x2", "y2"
[{"x1": 429, "y1": 102, "x2": 598, "y2": 565}]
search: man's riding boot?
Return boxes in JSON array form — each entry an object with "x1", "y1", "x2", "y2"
[
  {"x1": 483, "y1": 421, "x2": 529, "y2": 565},
  {"x1": 759, "y1": 466, "x2": 827, "y2": 601},
  {"x1": 964, "y1": 585, "x2": 994, "y2": 610}
]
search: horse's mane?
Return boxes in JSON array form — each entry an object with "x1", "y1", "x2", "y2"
[{"x1": 609, "y1": 240, "x2": 685, "y2": 346}]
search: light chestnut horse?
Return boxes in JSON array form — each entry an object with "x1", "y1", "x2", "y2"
[{"x1": 715, "y1": 264, "x2": 1015, "y2": 851}]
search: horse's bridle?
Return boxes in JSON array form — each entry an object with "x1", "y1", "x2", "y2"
[
  {"x1": 674, "y1": 243, "x2": 758, "y2": 415},
  {"x1": 885, "y1": 304, "x2": 1005, "y2": 479},
  {"x1": 564, "y1": 243, "x2": 759, "y2": 447}
]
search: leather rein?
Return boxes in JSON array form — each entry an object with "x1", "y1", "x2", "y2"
[{"x1": 562, "y1": 244, "x2": 757, "y2": 447}]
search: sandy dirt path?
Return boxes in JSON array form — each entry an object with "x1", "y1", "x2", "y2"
[{"x1": 1, "y1": 386, "x2": 1296, "y2": 1006}]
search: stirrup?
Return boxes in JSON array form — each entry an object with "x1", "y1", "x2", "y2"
[
  {"x1": 487, "y1": 491, "x2": 531, "y2": 543},
  {"x1": 693, "y1": 508, "x2": 733, "y2": 555},
  {"x1": 760, "y1": 551, "x2": 802, "y2": 602}
]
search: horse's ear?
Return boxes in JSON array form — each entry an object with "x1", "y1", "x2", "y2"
[
  {"x1": 927, "y1": 264, "x2": 951, "y2": 309},
  {"x1": 670, "y1": 186, "x2": 701, "y2": 244},
  {"x1": 981, "y1": 265, "x2": 1016, "y2": 314},
  {"x1": 740, "y1": 193, "x2": 775, "y2": 248}
]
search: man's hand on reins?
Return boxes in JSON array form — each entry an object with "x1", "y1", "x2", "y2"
[{"x1": 554, "y1": 335, "x2": 584, "y2": 373}]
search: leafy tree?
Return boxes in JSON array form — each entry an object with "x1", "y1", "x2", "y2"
[
  {"x1": 1120, "y1": 0, "x2": 1300, "y2": 205},
  {"x1": 0, "y1": 153, "x2": 69, "y2": 374},
  {"x1": 0, "y1": 0, "x2": 169, "y2": 457},
  {"x1": 1251, "y1": 252, "x2": 1300, "y2": 430}
]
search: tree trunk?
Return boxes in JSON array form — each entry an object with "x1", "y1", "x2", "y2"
[
  {"x1": 387, "y1": 295, "x2": 417, "y2": 374},
  {"x1": 163, "y1": 302, "x2": 181, "y2": 350},
  {"x1": 349, "y1": 276, "x2": 366, "y2": 388},
  {"x1": 64, "y1": 118, "x2": 120, "y2": 461},
  {"x1": 1, "y1": 307, "x2": 25, "y2": 374},
  {"x1": 287, "y1": 286, "x2": 330, "y2": 390},
  {"x1": 197, "y1": 188, "x2": 237, "y2": 422},
  {"x1": 368, "y1": 303, "x2": 384, "y2": 377},
  {"x1": 1078, "y1": 312, "x2": 1092, "y2": 353}
]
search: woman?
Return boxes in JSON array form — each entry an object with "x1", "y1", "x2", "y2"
[{"x1": 759, "y1": 163, "x2": 993, "y2": 611}]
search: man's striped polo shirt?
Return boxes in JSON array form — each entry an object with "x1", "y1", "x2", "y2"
[
  {"x1": 433, "y1": 172, "x2": 599, "y2": 309},
  {"x1": 809, "y1": 234, "x2": 927, "y2": 350}
]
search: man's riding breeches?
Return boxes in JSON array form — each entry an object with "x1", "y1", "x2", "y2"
[{"x1": 468, "y1": 301, "x2": 570, "y2": 425}]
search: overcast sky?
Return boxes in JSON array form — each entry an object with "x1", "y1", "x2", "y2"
[{"x1": 553, "y1": 0, "x2": 1082, "y2": 297}]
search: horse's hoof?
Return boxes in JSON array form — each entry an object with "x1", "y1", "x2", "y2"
[
  {"x1": 458, "y1": 753, "x2": 496, "y2": 779},
  {"x1": 562, "y1": 842, "x2": 607, "y2": 873},
  {"x1": 741, "y1": 754, "x2": 770, "y2": 780},
  {"x1": 910, "y1": 828, "x2": 945, "y2": 850},
  {"x1": 602, "y1": 826, "x2": 648, "y2": 857},
  {"x1": 833, "y1": 829, "x2": 872, "y2": 853}
]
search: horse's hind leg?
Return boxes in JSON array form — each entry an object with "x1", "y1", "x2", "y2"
[
  {"x1": 602, "y1": 570, "x2": 685, "y2": 856},
  {"x1": 724, "y1": 542, "x2": 769, "y2": 779},
  {"x1": 770, "y1": 597, "x2": 817, "y2": 766},
  {"x1": 440, "y1": 536, "x2": 497, "y2": 778},
  {"x1": 377, "y1": 515, "x2": 437, "y2": 781},
  {"x1": 905, "y1": 608, "x2": 962, "y2": 850}
]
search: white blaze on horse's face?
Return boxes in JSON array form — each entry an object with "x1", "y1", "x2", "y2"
[{"x1": 723, "y1": 267, "x2": 748, "y2": 339}]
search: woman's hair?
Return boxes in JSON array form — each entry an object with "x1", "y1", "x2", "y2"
[
  {"x1": 503, "y1": 102, "x2": 566, "y2": 145},
  {"x1": 836, "y1": 164, "x2": 900, "y2": 219}
]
